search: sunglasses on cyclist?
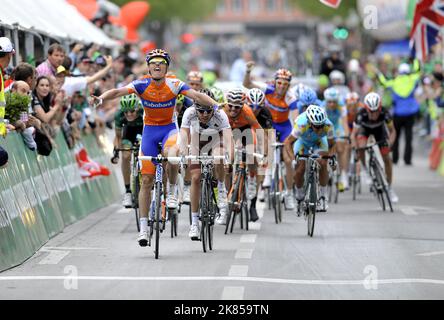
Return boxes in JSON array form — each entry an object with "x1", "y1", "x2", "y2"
[
  {"x1": 311, "y1": 124, "x2": 324, "y2": 130},
  {"x1": 228, "y1": 104, "x2": 242, "y2": 110},
  {"x1": 124, "y1": 110, "x2": 137, "y2": 114},
  {"x1": 196, "y1": 108, "x2": 213, "y2": 115}
]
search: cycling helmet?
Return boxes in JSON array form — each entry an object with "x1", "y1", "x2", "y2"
[
  {"x1": 324, "y1": 87, "x2": 339, "y2": 102},
  {"x1": 318, "y1": 74, "x2": 329, "y2": 88},
  {"x1": 187, "y1": 71, "x2": 203, "y2": 83},
  {"x1": 227, "y1": 88, "x2": 245, "y2": 107},
  {"x1": 398, "y1": 63, "x2": 410, "y2": 75},
  {"x1": 306, "y1": 105, "x2": 327, "y2": 126},
  {"x1": 329, "y1": 70, "x2": 345, "y2": 84},
  {"x1": 363, "y1": 92, "x2": 381, "y2": 112},
  {"x1": 299, "y1": 87, "x2": 318, "y2": 106},
  {"x1": 210, "y1": 87, "x2": 226, "y2": 104},
  {"x1": 345, "y1": 92, "x2": 359, "y2": 104},
  {"x1": 145, "y1": 48, "x2": 171, "y2": 66},
  {"x1": 176, "y1": 94, "x2": 185, "y2": 105},
  {"x1": 246, "y1": 88, "x2": 265, "y2": 108},
  {"x1": 120, "y1": 94, "x2": 140, "y2": 112},
  {"x1": 195, "y1": 88, "x2": 216, "y2": 111},
  {"x1": 275, "y1": 68, "x2": 292, "y2": 82},
  {"x1": 294, "y1": 83, "x2": 307, "y2": 100}
]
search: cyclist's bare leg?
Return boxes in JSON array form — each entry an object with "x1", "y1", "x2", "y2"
[
  {"x1": 336, "y1": 140, "x2": 347, "y2": 174},
  {"x1": 190, "y1": 168, "x2": 201, "y2": 213},
  {"x1": 121, "y1": 150, "x2": 131, "y2": 186},
  {"x1": 382, "y1": 153, "x2": 393, "y2": 185},
  {"x1": 318, "y1": 159, "x2": 329, "y2": 186},
  {"x1": 294, "y1": 160, "x2": 306, "y2": 188},
  {"x1": 357, "y1": 138, "x2": 367, "y2": 169},
  {"x1": 164, "y1": 145, "x2": 179, "y2": 185},
  {"x1": 283, "y1": 150, "x2": 294, "y2": 191},
  {"x1": 139, "y1": 174, "x2": 155, "y2": 218}
]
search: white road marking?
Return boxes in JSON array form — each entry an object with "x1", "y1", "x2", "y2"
[
  {"x1": 400, "y1": 205, "x2": 444, "y2": 216},
  {"x1": 400, "y1": 207, "x2": 418, "y2": 216},
  {"x1": 235, "y1": 249, "x2": 254, "y2": 259},
  {"x1": 42, "y1": 247, "x2": 105, "y2": 250},
  {"x1": 221, "y1": 286, "x2": 244, "y2": 300},
  {"x1": 1, "y1": 276, "x2": 444, "y2": 286},
  {"x1": 229, "y1": 265, "x2": 249, "y2": 277},
  {"x1": 416, "y1": 251, "x2": 444, "y2": 257},
  {"x1": 38, "y1": 250, "x2": 70, "y2": 265},
  {"x1": 240, "y1": 234, "x2": 257, "y2": 243},
  {"x1": 248, "y1": 222, "x2": 261, "y2": 230}
]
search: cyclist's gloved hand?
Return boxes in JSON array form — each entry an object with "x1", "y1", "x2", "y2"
[{"x1": 111, "y1": 147, "x2": 119, "y2": 164}]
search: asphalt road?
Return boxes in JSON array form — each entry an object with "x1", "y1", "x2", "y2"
[{"x1": 1, "y1": 146, "x2": 444, "y2": 300}]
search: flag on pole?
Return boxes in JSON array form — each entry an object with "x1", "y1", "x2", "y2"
[
  {"x1": 409, "y1": 0, "x2": 444, "y2": 62},
  {"x1": 319, "y1": 0, "x2": 342, "y2": 9}
]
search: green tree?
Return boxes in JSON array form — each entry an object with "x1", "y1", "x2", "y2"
[
  {"x1": 110, "y1": 0, "x2": 219, "y2": 47},
  {"x1": 289, "y1": 0, "x2": 357, "y2": 19}
]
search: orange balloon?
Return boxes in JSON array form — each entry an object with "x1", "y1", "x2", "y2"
[{"x1": 67, "y1": 0, "x2": 99, "y2": 20}]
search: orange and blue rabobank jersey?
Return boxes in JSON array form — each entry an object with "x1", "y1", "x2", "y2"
[
  {"x1": 263, "y1": 84, "x2": 298, "y2": 124},
  {"x1": 126, "y1": 77, "x2": 190, "y2": 126}
]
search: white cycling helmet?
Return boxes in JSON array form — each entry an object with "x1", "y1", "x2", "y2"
[
  {"x1": 306, "y1": 105, "x2": 327, "y2": 126},
  {"x1": 246, "y1": 88, "x2": 265, "y2": 107},
  {"x1": 329, "y1": 70, "x2": 345, "y2": 84},
  {"x1": 324, "y1": 87, "x2": 339, "y2": 102},
  {"x1": 363, "y1": 92, "x2": 381, "y2": 112},
  {"x1": 227, "y1": 88, "x2": 245, "y2": 107},
  {"x1": 398, "y1": 63, "x2": 410, "y2": 75}
]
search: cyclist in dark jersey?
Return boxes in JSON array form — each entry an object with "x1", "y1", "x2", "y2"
[
  {"x1": 352, "y1": 92, "x2": 398, "y2": 203},
  {"x1": 111, "y1": 94, "x2": 144, "y2": 207}
]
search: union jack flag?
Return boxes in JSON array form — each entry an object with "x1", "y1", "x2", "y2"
[{"x1": 409, "y1": 0, "x2": 444, "y2": 62}]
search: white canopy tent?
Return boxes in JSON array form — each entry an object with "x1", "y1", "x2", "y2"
[{"x1": 0, "y1": 0, "x2": 117, "y2": 47}]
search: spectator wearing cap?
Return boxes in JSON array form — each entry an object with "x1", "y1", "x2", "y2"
[
  {"x1": 0, "y1": 36, "x2": 15, "y2": 138},
  {"x1": 72, "y1": 55, "x2": 94, "y2": 77},
  {"x1": 36, "y1": 43, "x2": 66, "y2": 77},
  {"x1": 0, "y1": 145, "x2": 8, "y2": 168}
]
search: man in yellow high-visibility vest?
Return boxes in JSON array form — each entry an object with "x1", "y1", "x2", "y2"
[{"x1": 0, "y1": 37, "x2": 15, "y2": 138}]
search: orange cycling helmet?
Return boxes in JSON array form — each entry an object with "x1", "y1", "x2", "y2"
[
  {"x1": 346, "y1": 92, "x2": 359, "y2": 104},
  {"x1": 275, "y1": 68, "x2": 292, "y2": 82}
]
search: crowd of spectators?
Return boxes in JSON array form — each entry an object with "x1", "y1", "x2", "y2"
[{"x1": 0, "y1": 36, "x2": 148, "y2": 170}]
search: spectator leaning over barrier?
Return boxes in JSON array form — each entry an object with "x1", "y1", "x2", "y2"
[
  {"x1": 32, "y1": 76, "x2": 59, "y2": 124},
  {"x1": 36, "y1": 43, "x2": 66, "y2": 77},
  {"x1": 0, "y1": 37, "x2": 15, "y2": 138},
  {"x1": 0, "y1": 145, "x2": 8, "y2": 168}
]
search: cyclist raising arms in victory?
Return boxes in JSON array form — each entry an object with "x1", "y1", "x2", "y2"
[
  {"x1": 91, "y1": 49, "x2": 220, "y2": 246},
  {"x1": 111, "y1": 94, "x2": 144, "y2": 207},
  {"x1": 243, "y1": 62, "x2": 298, "y2": 210}
]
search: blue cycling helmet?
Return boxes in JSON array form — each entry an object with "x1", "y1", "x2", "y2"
[
  {"x1": 324, "y1": 87, "x2": 339, "y2": 102},
  {"x1": 299, "y1": 87, "x2": 318, "y2": 105}
]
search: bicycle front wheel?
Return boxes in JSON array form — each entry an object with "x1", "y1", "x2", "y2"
[
  {"x1": 154, "y1": 182, "x2": 162, "y2": 259},
  {"x1": 133, "y1": 173, "x2": 141, "y2": 232},
  {"x1": 307, "y1": 181, "x2": 317, "y2": 237}
]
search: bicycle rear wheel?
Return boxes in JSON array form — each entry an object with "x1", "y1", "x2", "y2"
[{"x1": 154, "y1": 182, "x2": 162, "y2": 259}]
